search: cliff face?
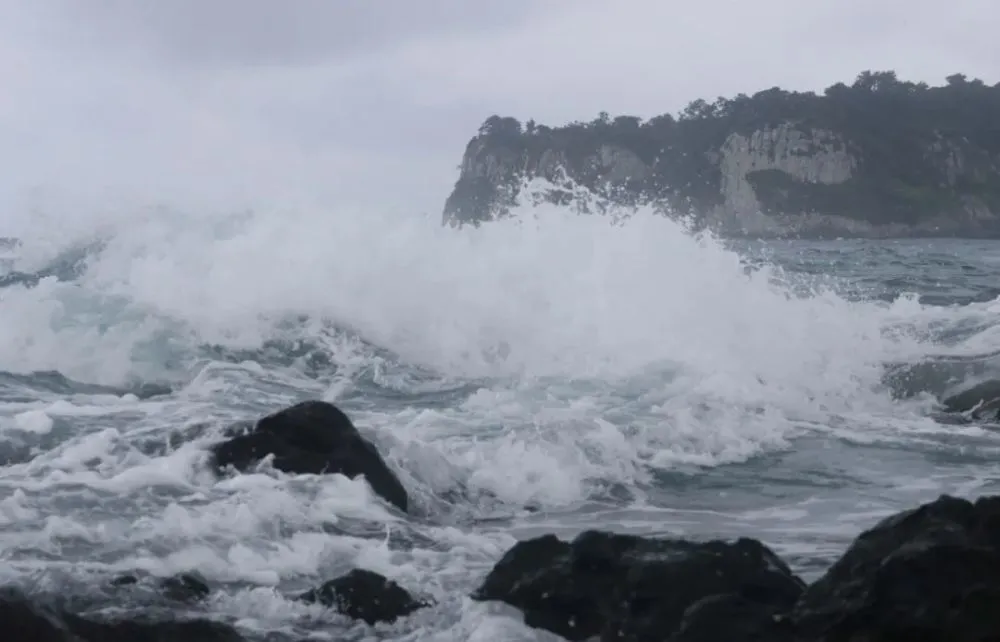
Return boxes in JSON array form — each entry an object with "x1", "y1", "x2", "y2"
[{"x1": 442, "y1": 71, "x2": 1000, "y2": 238}]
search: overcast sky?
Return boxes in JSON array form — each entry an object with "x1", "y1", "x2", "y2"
[{"x1": 0, "y1": 0, "x2": 997, "y2": 220}]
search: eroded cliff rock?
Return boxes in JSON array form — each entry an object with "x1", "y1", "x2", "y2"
[{"x1": 443, "y1": 71, "x2": 1000, "y2": 238}]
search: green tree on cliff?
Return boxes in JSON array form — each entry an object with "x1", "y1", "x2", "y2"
[{"x1": 459, "y1": 71, "x2": 1000, "y2": 227}]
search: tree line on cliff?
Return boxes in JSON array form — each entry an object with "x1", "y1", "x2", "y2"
[{"x1": 468, "y1": 71, "x2": 1000, "y2": 224}]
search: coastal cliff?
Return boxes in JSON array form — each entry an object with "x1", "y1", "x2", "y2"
[{"x1": 442, "y1": 71, "x2": 1000, "y2": 238}]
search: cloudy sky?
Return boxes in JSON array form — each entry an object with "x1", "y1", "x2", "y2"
[{"x1": 0, "y1": 0, "x2": 996, "y2": 220}]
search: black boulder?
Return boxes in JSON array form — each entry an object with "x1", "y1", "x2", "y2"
[
  {"x1": 298, "y1": 568, "x2": 427, "y2": 625},
  {"x1": 211, "y1": 400, "x2": 408, "y2": 512},
  {"x1": 0, "y1": 588, "x2": 243, "y2": 642},
  {"x1": 792, "y1": 493, "x2": 1000, "y2": 642},
  {"x1": 472, "y1": 530, "x2": 805, "y2": 641}
]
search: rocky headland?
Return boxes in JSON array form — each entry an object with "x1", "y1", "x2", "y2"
[{"x1": 442, "y1": 71, "x2": 1000, "y2": 238}]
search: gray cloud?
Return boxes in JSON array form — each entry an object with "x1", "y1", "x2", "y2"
[
  {"x1": 13, "y1": 0, "x2": 541, "y2": 67},
  {"x1": 0, "y1": 0, "x2": 997, "y2": 221},
  {"x1": 377, "y1": 0, "x2": 999, "y2": 125}
]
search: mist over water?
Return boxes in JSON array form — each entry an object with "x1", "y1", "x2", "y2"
[
  {"x1": 0, "y1": 194, "x2": 918, "y2": 379},
  {"x1": 6, "y1": 187, "x2": 1000, "y2": 638}
]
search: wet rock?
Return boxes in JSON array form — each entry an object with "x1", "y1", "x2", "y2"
[
  {"x1": 941, "y1": 379, "x2": 1000, "y2": 420},
  {"x1": 471, "y1": 530, "x2": 805, "y2": 641},
  {"x1": 160, "y1": 574, "x2": 211, "y2": 603},
  {"x1": 212, "y1": 400, "x2": 408, "y2": 512},
  {"x1": 65, "y1": 613, "x2": 244, "y2": 642},
  {"x1": 0, "y1": 589, "x2": 74, "y2": 642},
  {"x1": 298, "y1": 568, "x2": 427, "y2": 625},
  {"x1": 110, "y1": 574, "x2": 139, "y2": 586},
  {"x1": 669, "y1": 592, "x2": 796, "y2": 642},
  {"x1": 110, "y1": 572, "x2": 211, "y2": 603},
  {"x1": 792, "y1": 493, "x2": 1000, "y2": 642},
  {"x1": 0, "y1": 588, "x2": 243, "y2": 642}
]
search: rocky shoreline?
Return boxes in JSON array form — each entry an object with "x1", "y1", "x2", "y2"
[{"x1": 5, "y1": 396, "x2": 1000, "y2": 641}]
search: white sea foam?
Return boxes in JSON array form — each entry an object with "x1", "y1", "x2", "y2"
[{"x1": 3, "y1": 192, "x2": 1000, "y2": 639}]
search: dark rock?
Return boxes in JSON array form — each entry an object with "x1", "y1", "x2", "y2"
[
  {"x1": 668, "y1": 592, "x2": 795, "y2": 642},
  {"x1": 941, "y1": 379, "x2": 1000, "y2": 420},
  {"x1": 211, "y1": 400, "x2": 408, "y2": 512},
  {"x1": 298, "y1": 569, "x2": 427, "y2": 625},
  {"x1": 471, "y1": 530, "x2": 805, "y2": 641},
  {"x1": 64, "y1": 614, "x2": 244, "y2": 642},
  {"x1": 110, "y1": 572, "x2": 210, "y2": 603},
  {"x1": 792, "y1": 494, "x2": 1000, "y2": 642},
  {"x1": 0, "y1": 588, "x2": 243, "y2": 642},
  {"x1": 159, "y1": 574, "x2": 210, "y2": 603},
  {"x1": 0, "y1": 589, "x2": 76, "y2": 642}
]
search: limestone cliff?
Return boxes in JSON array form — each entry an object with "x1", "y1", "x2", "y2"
[{"x1": 442, "y1": 71, "x2": 1000, "y2": 238}]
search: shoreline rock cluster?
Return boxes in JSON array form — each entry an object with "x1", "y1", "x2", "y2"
[
  {"x1": 472, "y1": 494, "x2": 1000, "y2": 641},
  {"x1": 4, "y1": 399, "x2": 1000, "y2": 641}
]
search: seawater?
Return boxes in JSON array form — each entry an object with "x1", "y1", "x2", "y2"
[{"x1": 3, "y1": 200, "x2": 1000, "y2": 640}]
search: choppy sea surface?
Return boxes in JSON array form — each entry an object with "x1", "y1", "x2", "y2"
[{"x1": 3, "y1": 202, "x2": 1000, "y2": 640}]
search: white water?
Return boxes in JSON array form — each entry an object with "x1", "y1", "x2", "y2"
[
  {"x1": 0, "y1": 191, "x2": 932, "y2": 379},
  {"x1": 3, "y1": 194, "x2": 1000, "y2": 640}
]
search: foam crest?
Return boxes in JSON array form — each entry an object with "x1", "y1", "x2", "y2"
[
  {"x1": 0, "y1": 189, "x2": 930, "y2": 393},
  {"x1": 2, "y1": 186, "x2": 998, "y2": 499}
]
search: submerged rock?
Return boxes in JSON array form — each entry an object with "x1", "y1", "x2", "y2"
[
  {"x1": 941, "y1": 379, "x2": 1000, "y2": 420},
  {"x1": 0, "y1": 588, "x2": 243, "y2": 642},
  {"x1": 110, "y1": 572, "x2": 211, "y2": 603},
  {"x1": 211, "y1": 400, "x2": 409, "y2": 512},
  {"x1": 0, "y1": 590, "x2": 72, "y2": 642},
  {"x1": 64, "y1": 614, "x2": 244, "y2": 642},
  {"x1": 3, "y1": 569, "x2": 425, "y2": 640},
  {"x1": 792, "y1": 494, "x2": 1000, "y2": 642},
  {"x1": 298, "y1": 569, "x2": 427, "y2": 625},
  {"x1": 471, "y1": 530, "x2": 805, "y2": 641}
]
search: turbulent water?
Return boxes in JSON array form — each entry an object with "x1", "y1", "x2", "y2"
[{"x1": 3, "y1": 200, "x2": 1000, "y2": 640}]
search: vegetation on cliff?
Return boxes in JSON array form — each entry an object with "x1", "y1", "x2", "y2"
[{"x1": 444, "y1": 71, "x2": 1000, "y2": 230}]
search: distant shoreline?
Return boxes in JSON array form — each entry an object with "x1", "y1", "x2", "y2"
[{"x1": 443, "y1": 70, "x2": 1000, "y2": 239}]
